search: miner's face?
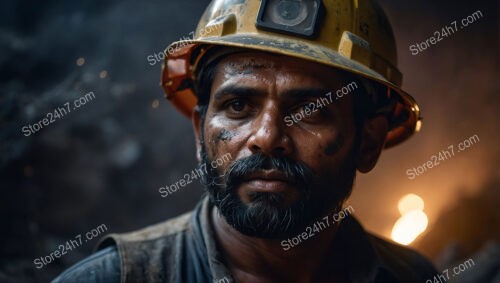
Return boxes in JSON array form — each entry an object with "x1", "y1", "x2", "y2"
[{"x1": 193, "y1": 52, "x2": 383, "y2": 239}]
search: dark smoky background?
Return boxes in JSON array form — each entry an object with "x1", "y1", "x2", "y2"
[{"x1": 0, "y1": 0, "x2": 498, "y2": 282}]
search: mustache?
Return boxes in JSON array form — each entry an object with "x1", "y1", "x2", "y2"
[{"x1": 220, "y1": 154, "x2": 314, "y2": 193}]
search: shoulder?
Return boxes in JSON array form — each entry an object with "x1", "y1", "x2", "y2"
[
  {"x1": 52, "y1": 212, "x2": 194, "y2": 283},
  {"x1": 51, "y1": 246, "x2": 120, "y2": 283},
  {"x1": 368, "y1": 234, "x2": 438, "y2": 282},
  {"x1": 105, "y1": 211, "x2": 193, "y2": 245}
]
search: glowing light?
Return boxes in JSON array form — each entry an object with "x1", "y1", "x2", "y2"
[
  {"x1": 398, "y1": 193, "x2": 424, "y2": 214},
  {"x1": 391, "y1": 194, "x2": 428, "y2": 245},
  {"x1": 152, "y1": 99, "x2": 160, "y2": 109},
  {"x1": 391, "y1": 210, "x2": 428, "y2": 245},
  {"x1": 99, "y1": 70, "x2": 108, "y2": 79},
  {"x1": 76, "y1": 57, "x2": 85, "y2": 66},
  {"x1": 415, "y1": 120, "x2": 423, "y2": 132}
]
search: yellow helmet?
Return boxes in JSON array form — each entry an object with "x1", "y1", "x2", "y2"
[{"x1": 161, "y1": 0, "x2": 422, "y2": 148}]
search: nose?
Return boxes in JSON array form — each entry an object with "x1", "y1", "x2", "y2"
[{"x1": 247, "y1": 105, "x2": 293, "y2": 156}]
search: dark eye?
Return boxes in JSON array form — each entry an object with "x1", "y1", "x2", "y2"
[
  {"x1": 294, "y1": 102, "x2": 316, "y2": 115},
  {"x1": 223, "y1": 99, "x2": 252, "y2": 118},
  {"x1": 229, "y1": 100, "x2": 246, "y2": 112},
  {"x1": 289, "y1": 100, "x2": 327, "y2": 123}
]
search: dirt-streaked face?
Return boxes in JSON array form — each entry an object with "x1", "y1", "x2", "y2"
[{"x1": 195, "y1": 52, "x2": 363, "y2": 239}]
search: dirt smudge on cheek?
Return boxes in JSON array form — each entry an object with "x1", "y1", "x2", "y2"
[{"x1": 217, "y1": 129, "x2": 237, "y2": 141}]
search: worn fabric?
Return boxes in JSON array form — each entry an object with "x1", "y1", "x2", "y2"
[
  {"x1": 52, "y1": 245, "x2": 120, "y2": 283},
  {"x1": 53, "y1": 196, "x2": 438, "y2": 283}
]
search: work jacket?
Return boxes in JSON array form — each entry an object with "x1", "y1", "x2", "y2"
[{"x1": 53, "y1": 197, "x2": 438, "y2": 283}]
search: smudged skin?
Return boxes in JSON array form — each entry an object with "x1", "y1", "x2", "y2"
[
  {"x1": 192, "y1": 52, "x2": 388, "y2": 283},
  {"x1": 217, "y1": 129, "x2": 237, "y2": 141},
  {"x1": 202, "y1": 53, "x2": 358, "y2": 205}
]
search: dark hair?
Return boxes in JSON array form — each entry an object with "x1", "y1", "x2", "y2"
[{"x1": 193, "y1": 55, "x2": 222, "y2": 132}]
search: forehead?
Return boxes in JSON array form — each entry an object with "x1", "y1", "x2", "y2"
[{"x1": 213, "y1": 51, "x2": 351, "y2": 85}]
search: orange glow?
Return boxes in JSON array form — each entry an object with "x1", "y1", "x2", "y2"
[
  {"x1": 391, "y1": 194, "x2": 428, "y2": 245},
  {"x1": 398, "y1": 193, "x2": 424, "y2": 214}
]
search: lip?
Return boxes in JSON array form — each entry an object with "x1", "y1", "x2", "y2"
[{"x1": 241, "y1": 170, "x2": 296, "y2": 192}]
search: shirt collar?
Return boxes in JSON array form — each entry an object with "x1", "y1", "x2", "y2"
[
  {"x1": 330, "y1": 214, "x2": 398, "y2": 282},
  {"x1": 195, "y1": 196, "x2": 235, "y2": 282},
  {"x1": 195, "y1": 197, "x2": 398, "y2": 283}
]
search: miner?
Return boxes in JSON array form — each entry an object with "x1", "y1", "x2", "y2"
[{"x1": 54, "y1": 0, "x2": 436, "y2": 282}]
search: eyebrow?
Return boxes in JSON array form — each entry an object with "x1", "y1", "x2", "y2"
[
  {"x1": 213, "y1": 85, "x2": 266, "y2": 100},
  {"x1": 213, "y1": 85, "x2": 331, "y2": 100}
]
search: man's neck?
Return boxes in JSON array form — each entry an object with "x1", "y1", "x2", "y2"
[{"x1": 210, "y1": 208, "x2": 347, "y2": 283}]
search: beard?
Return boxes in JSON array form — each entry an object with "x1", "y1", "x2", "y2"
[{"x1": 200, "y1": 146, "x2": 358, "y2": 240}]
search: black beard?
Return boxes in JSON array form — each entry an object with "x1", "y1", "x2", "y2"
[{"x1": 200, "y1": 147, "x2": 358, "y2": 240}]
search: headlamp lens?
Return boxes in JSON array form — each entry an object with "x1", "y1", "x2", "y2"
[
  {"x1": 256, "y1": 0, "x2": 322, "y2": 38},
  {"x1": 276, "y1": 1, "x2": 306, "y2": 24}
]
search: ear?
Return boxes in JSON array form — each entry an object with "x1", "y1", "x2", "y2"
[
  {"x1": 192, "y1": 106, "x2": 203, "y2": 162},
  {"x1": 356, "y1": 115, "x2": 389, "y2": 173}
]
